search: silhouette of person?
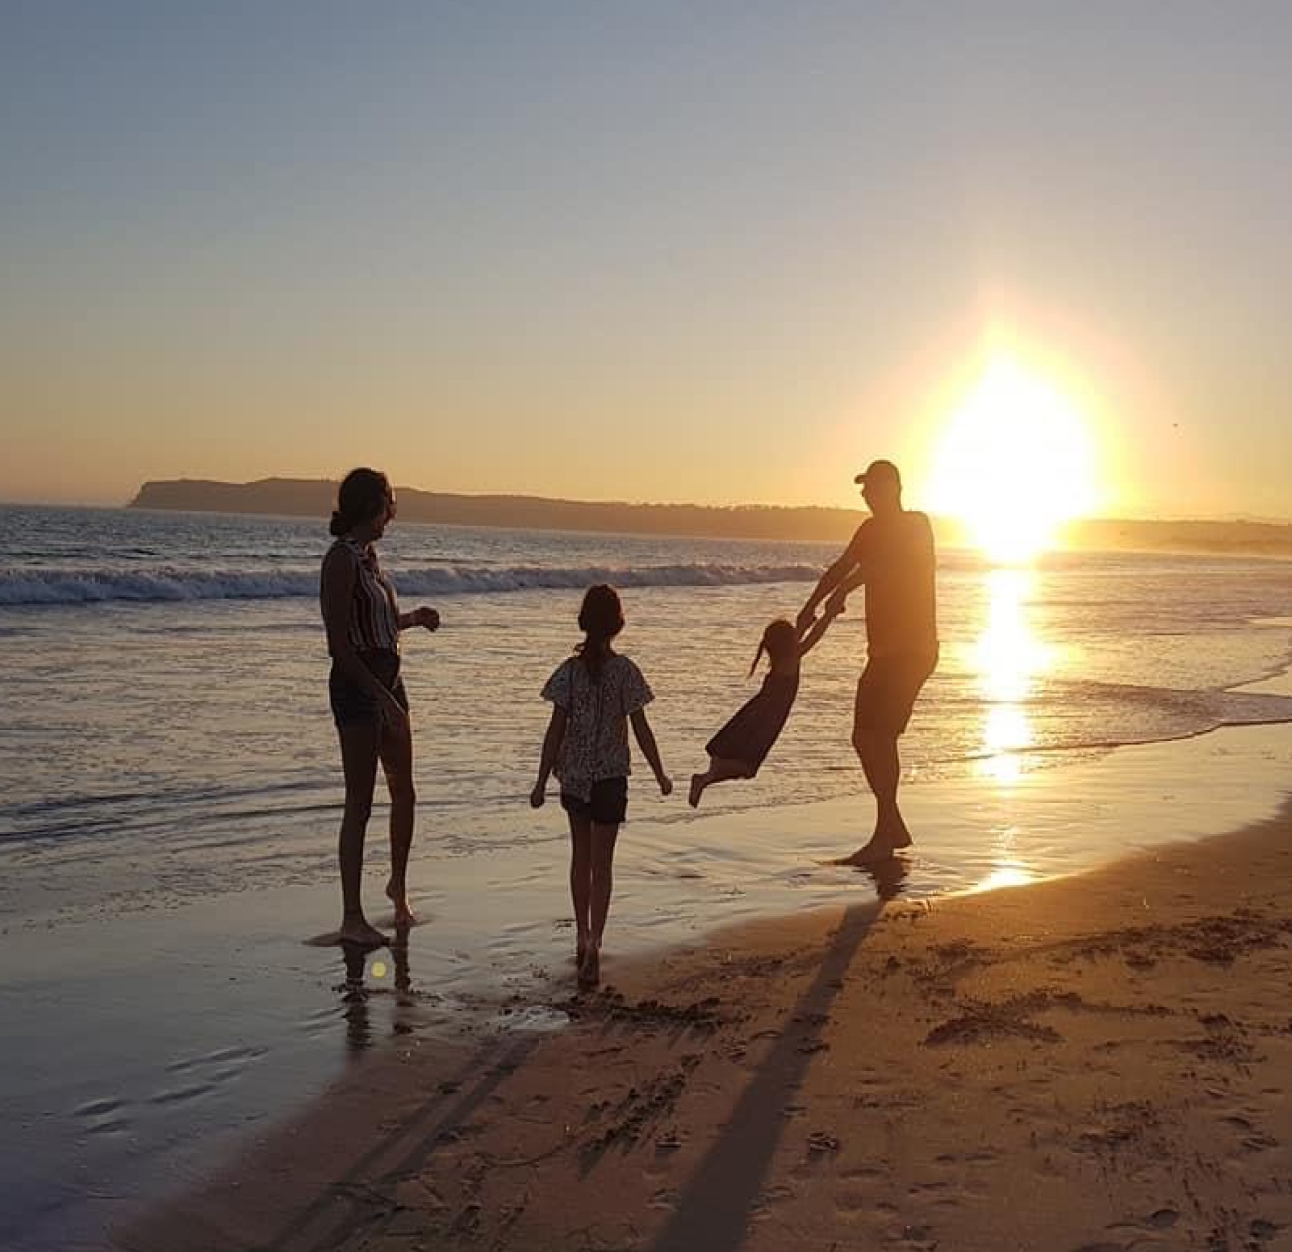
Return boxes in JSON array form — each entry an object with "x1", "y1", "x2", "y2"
[
  {"x1": 797, "y1": 460, "x2": 938, "y2": 864},
  {"x1": 320, "y1": 468, "x2": 440, "y2": 947}
]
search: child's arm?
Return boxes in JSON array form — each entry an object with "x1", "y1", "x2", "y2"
[
  {"x1": 531, "y1": 706, "x2": 568, "y2": 807},
  {"x1": 629, "y1": 709, "x2": 673, "y2": 796},
  {"x1": 797, "y1": 601, "x2": 842, "y2": 658}
]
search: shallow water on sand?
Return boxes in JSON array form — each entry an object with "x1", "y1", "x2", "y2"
[{"x1": 4, "y1": 509, "x2": 1292, "y2": 1248}]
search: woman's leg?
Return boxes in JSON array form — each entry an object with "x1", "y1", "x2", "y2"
[
  {"x1": 378, "y1": 712, "x2": 417, "y2": 925},
  {"x1": 567, "y1": 811, "x2": 593, "y2": 963},
  {"x1": 688, "y1": 756, "x2": 752, "y2": 807},
  {"x1": 336, "y1": 721, "x2": 387, "y2": 945},
  {"x1": 581, "y1": 820, "x2": 620, "y2": 985}
]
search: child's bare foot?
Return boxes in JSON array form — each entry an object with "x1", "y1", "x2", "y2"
[
  {"x1": 688, "y1": 773, "x2": 705, "y2": 808},
  {"x1": 338, "y1": 914, "x2": 389, "y2": 947},
  {"x1": 578, "y1": 943, "x2": 601, "y2": 989},
  {"x1": 385, "y1": 880, "x2": 417, "y2": 927}
]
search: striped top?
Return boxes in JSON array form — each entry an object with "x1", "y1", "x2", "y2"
[{"x1": 329, "y1": 536, "x2": 401, "y2": 652}]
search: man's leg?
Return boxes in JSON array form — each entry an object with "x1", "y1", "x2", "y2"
[
  {"x1": 841, "y1": 669, "x2": 909, "y2": 864},
  {"x1": 858, "y1": 730, "x2": 910, "y2": 847}
]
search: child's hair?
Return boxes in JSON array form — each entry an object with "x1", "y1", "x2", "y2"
[
  {"x1": 750, "y1": 618, "x2": 798, "y2": 676},
  {"x1": 576, "y1": 584, "x2": 624, "y2": 678},
  {"x1": 329, "y1": 467, "x2": 392, "y2": 536}
]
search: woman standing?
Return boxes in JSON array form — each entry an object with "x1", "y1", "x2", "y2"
[{"x1": 320, "y1": 468, "x2": 439, "y2": 946}]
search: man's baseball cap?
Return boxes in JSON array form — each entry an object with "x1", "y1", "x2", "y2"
[{"x1": 854, "y1": 459, "x2": 901, "y2": 487}]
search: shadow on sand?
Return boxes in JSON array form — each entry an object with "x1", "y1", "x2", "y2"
[{"x1": 648, "y1": 900, "x2": 880, "y2": 1252}]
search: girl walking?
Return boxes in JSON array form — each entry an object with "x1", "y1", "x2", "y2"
[{"x1": 531, "y1": 585, "x2": 671, "y2": 987}]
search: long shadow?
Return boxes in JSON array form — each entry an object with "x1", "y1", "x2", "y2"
[{"x1": 649, "y1": 901, "x2": 880, "y2": 1252}]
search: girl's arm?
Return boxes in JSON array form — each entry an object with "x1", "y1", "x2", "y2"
[
  {"x1": 320, "y1": 547, "x2": 407, "y2": 724},
  {"x1": 531, "y1": 706, "x2": 568, "y2": 807},
  {"x1": 629, "y1": 709, "x2": 673, "y2": 796},
  {"x1": 797, "y1": 601, "x2": 843, "y2": 658}
]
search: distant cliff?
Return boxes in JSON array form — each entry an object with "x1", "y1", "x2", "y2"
[
  {"x1": 128, "y1": 478, "x2": 876, "y2": 542},
  {"x1": 129, "y1": 478, "x2": 1292, "y2": 554}
]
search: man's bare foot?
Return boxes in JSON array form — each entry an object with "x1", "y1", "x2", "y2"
[
  {"x1": 578, "y1": 943, "x2": 601, "y2": 989},
  {"x1": 873, "y1": 811, "x2": 914, "y2": 847},
  {"x1": 385, "y1": 880, "x2": 417, "y2": 927},
  {"x1": 688, "y1": 773, "x2": 705, "y2": 808},
  {"x1": 338, "y1": 914, "x2": 390, "y2": 947}
]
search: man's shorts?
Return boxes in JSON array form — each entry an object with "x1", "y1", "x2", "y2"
[
  {"x1": 854, "y1": 648, "x2": 938, "y2": 738},
  {"x1": 560, "y1": 777, "x2": 629, "y2": 825}
]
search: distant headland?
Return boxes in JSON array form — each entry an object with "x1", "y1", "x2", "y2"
[{"x1": 128, "y1": 478, "x2": 1292, "y2": 555}]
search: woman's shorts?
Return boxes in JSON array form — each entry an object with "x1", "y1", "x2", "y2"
[
  {"x1": 560, "y1": 777, "x2": 629, "y2": 825},
  {"x1": 329, "y1": 650, "x2": 409, "y2": 728}
]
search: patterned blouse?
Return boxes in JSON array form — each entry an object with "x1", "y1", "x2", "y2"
[
  {"x1": 329, "y1": 537, "x2": 401, "y2": 652},
  {"x1": 541, "y1": 654, "x2": 654, "y2": 801}
]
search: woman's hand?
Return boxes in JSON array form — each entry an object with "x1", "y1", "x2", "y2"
[
  {"x1": 413, "y1": 606, "x2": 440, "y2": 631},
  {"x1": 530, "y1": 781, "x2": 547, "y2": 808},
  {"x1": 657, "y1": 773, "x2": 674, "y2": 797}
]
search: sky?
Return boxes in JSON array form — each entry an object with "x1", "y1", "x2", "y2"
[{"x1": 2, "y1": 1, "x2": 1290, "y2": 519}]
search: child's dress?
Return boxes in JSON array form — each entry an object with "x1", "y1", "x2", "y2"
[{"x1": 705, "y1": 670, "x2": 799, "y2": 773}]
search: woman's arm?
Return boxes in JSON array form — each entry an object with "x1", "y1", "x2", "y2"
[
  {"x1": 398, "y1": 606, "x2": 441, "y2": 632},
  {"x1": 629, "y1": 709, "x2": 673, "y2": 796},
  {"x1": 531, "y1": 706, "x2": 568, "y2": 807},
  {"x1": 320, "y1": 547, "x2": 407, "y2": 723}
]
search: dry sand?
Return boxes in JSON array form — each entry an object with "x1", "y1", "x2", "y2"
[{"x1": 118, "y1": 802, "x2": 1292, "y2": 1252}]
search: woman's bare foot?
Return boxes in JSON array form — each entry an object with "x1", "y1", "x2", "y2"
[
  {"x1": 578, "y1": 943, "x2": 601, "y2": 989},
  {"x1": 338, "y1": 914, "x2": 390, "y2": 947},
  {"x1": 385, "y1": 880, "x2": 417, "y2": 927},
  {"x1": 835, "y1": 837, "x2": 899, "y2": 867},
  {"x1": 688, "y1": 773, "x2": 705, "y2": 808}
]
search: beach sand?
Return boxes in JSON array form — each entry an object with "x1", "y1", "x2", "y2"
[{"x1": 117, "y1": 796, "x2": 1292, "y2": 1252}]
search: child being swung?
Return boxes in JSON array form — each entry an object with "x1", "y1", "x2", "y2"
[{"x1": 688, "y1": 606, "x2": 839, "y2": 808}]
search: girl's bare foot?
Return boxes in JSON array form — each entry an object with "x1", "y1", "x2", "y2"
[
  {"x1": 688, "y1": 773, "x2": 705, "y2": 808},
  {"x1": 385, "y1": 880, "x2": 417, "y2": 927},
  {"x1": 578, "y1": 943, "x2": 601, "y2": 989},
  {"x1": 338, "y1": 914, "x2": 390, "y2": 947}
]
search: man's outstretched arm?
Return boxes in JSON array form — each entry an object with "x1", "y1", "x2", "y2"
[{"x1": 796, "y1": 529, "x2": 864, "y2": 629}]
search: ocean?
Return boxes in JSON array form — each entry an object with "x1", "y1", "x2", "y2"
[{"x1": 3, "y1": 503, "x2": 1292, "y2": 1249}]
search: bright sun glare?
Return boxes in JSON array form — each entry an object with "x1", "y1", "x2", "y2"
[{"x1": 927, "y1": 355, "x2": 1099, "y2": 562}]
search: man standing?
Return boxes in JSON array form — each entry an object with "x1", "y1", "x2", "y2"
[{"x1": 797, "y1": 459, "x2": 938, "y2": 864}]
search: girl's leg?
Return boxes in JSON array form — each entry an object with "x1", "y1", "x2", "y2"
[
  {"x1": 688, "y1": 756, "x2": 753, "y2": 807},
  {"x1": 567, "y1": 811, "x2": 593, "y2": 962},
  {"x1": 336, "y1": 722, "x2": 387, "y2": 945},
  {"x1": 581, "y1": 820, "x2": 620, "y2": 985},
  {"x1": 378, "y1": 712, "x2": 417, "y2": 926}
]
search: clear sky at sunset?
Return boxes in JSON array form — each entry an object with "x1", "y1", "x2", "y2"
[{"x1": 3, "y1": 2, "x2": 1289, "y2": 519}]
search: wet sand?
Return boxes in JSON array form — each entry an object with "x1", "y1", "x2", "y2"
[{"x1": 118, "y1": 789, "x2": 1292, "y2": 1252}]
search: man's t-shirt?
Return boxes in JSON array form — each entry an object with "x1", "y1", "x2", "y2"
[{"x1": 850, "y1": 510, "x2": 938, "y2": 659}]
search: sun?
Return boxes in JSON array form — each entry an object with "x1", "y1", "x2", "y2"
[{"x1": 926, "y1": 355, "x2": 1100, "y2": 562}]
